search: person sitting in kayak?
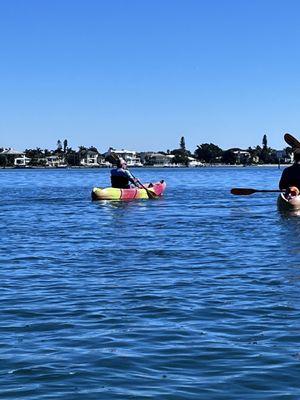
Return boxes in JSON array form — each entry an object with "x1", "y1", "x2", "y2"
[
  {"x1": 279, "y1": 148, "x2": 300, "y2": 196},
  {"x1": 110, "y1": 158, "x2": 140, "y2": 189}
]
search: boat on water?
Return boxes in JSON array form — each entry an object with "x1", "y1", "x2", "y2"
[{"x1": 91, "y1": 180, "x2": 166, "y2": 201}]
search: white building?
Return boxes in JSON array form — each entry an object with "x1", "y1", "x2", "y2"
[
  {"x1": 14, "y1": 155, "x2": 31, "y2": 167},
  {"x1": 106, "y1": 148, "x2": 143, "y2": 167},
  {"x1": 79, "y1": 150, "x2": 99, "y2": 167},
  {"x1": 141, "y1": 152, "x2": 175, "y2": 167},
  {"x1": 46, "y1": 156, "x2": 67, "y2": 168},
  {"x1": 0, "y1": 148, "x2": 31, "y2": 167},
  {"x1": 231, "y1": 149, "x2": 251, "y2": 164}
]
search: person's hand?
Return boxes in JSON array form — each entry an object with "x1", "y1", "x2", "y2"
[{"x1": 136, "y1": 179, "x2": 143, "y2": 188}]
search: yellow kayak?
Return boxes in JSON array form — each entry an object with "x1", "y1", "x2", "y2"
[{"x1": 91, "y1": 180, "x2": 166, "y2": 201}]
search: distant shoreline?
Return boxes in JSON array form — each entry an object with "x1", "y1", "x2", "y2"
[{"x1": 0, "y1": 164, "x2": 292, "y2": 170}]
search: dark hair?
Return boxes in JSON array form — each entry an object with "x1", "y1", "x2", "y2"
[{"x1": 116, "y1": 157, "x2": 126, "y2": 168}]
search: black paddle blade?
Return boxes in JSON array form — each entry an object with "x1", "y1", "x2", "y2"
[
  {"x1": 231, "y1": 188, "x2": 256, "y2": 195},
  {"x1": 284, "y1": 133, "x2": 300, "y2": 149},
  {"x1": 146, "y1": 188, "x2": 159, "y2": 199},
  {"x1": 137, "y1": 180, "x2": 159, "y2": 199}
]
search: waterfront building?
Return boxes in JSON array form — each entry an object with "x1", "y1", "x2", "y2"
[
  {"x1": 46, "y1": 155, "x2": 67, "y2": 168},
  {"x1": 276, "y1": 150, "x2": 293, "y2": 164},
  {"x1": 140, "y1": 152, "x2": 175, "y2": 167},
  {"x1": 230, "y1": 149, "x2": 252, "y2": 164},
  {"x1": 0, "y1": 148, "x2": 31, "y2": 167},
  {"x1": 79, "y1": 149, "x2": 100, "y2": 167},
  {"x1": 105, "y1": 148, "x2": 143, "y2": 167},
  {"x1": 14, "y1": 155, "x2": 31, "y2": 167}
]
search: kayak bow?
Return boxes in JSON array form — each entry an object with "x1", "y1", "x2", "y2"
[{"x1": 277, "y1": 192, "x2": 300, "y2": 211}]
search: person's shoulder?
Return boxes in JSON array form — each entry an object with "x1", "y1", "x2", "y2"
[
  {"x1": 280, "y1": 166, "x2": 291, "y2": 177},
  {"x1": 289, "y1": 163, "x2": 300, "y2": 170},
  {"x1": 125, "y1": 170, "x2": 134, "y2": 178},
  {"x1": 282, "y1": 164, "x2": 300, "y2": 174}
]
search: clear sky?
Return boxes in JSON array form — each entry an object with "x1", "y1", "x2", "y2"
[{"x1": 1, "y1": 0, "x2": 300, "y2": 152}]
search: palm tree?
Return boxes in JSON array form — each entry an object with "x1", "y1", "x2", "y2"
[
  {"x1": 180, "y1": 136, "x2": 186, "y2": 151},
  {"x1": 57, "y1": 140, "x2": 62, "y2": 152},
  {"x1": 262, "y1": 134, "x2": 268, "y2": 149},
  {"x1": 63, "y1": 139, "x2": 68, "y2": 153}
]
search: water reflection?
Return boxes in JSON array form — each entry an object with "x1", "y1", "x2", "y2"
[
  {"x1": 92, "y1": 198, "x2": 151, "y2": 210},
  {"x1": 278, "y1": 208, "x2": 300, "y2": 260}
]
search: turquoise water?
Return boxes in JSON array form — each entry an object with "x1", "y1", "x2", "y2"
[{"x1": 1, "y1": 167, "x2": 300, "y2": 399}]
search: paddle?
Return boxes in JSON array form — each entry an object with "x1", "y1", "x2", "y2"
[
  {"x1": 284, "y1": 133, "x2": 300, "y2": 149},
  {"x1": 130, "y1": 173, "x2": 159, "y2": 199},
  {"x1": 231, "y1": 188, "x2": 283, "y2": 196},
  {"x1": 138, "y1": 181, "x2": 159, "y2": 199}
]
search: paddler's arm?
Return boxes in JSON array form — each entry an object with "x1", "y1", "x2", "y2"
[{"x1": 125, "y1": 170, "x2": 140, "y2": 187}]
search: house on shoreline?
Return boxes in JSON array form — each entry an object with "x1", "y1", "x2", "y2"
[
  {"x1": 45, "y1": 155, "x2": 68, "y2": 168},
  {"x1": 139, "y1": 152, "x2": 204, "y2": 167},
  {"x1": 139, "y1": 152, "x2": 175, "y2": 167},
  {"x1": 79, "y1": 149, "x2": 100, "y2": 167},
  {"x1": 276, "y1": 150, "x2": 293, "y2": 164},
  {"x1": 105, "y1": 148, "x2": 143, "y2": 167},
  {"x1": 0, "y1": 148, "x2": 31, "y2": 167}
]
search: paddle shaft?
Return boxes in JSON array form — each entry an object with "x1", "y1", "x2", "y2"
[
  {"x1": 231, "y1": 188, "x2": 283, "y2": 195},
  {"x1": 249, "y1": 189, "x2": 282, "y2": 193}
]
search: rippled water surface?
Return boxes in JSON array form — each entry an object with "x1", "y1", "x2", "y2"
[{"x1": 1, "y1": 167, "x2": 300, "y2": 399}]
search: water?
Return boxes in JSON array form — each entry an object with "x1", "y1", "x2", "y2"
[{"x1": 1, "y1": 167, "x2": 300, "y2": 399}]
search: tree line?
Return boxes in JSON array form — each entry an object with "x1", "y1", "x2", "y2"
[
  {"x1": 169, "y1": 134, "x2": 291, "y2": 165},
  {"x1": 0, "y1": 134, "x2": 292, "y2": 167}
]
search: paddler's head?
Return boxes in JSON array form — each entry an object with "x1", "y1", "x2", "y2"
[
  {"x1": 293, "y1": 148, "x2": 300, "y2": 163},
  {"x1": 117, "y1": 157, "x2": 127, "y2": 169}
]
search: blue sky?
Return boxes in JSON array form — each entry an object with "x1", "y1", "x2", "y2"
[{"x1": 1, "y1": 0, "x2": 300, "y2": 152}]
